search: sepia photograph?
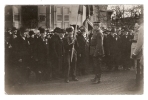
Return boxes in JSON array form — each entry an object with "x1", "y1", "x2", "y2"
[{"x1": 4, "y1": 4, "x2": 144, "y2": 95}]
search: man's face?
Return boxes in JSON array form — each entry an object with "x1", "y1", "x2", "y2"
[
  {"x1": 93, "y1": 25, "x2": 98, "y2": 30},
  {"x1": 20, "y1": 32, "x2": 26, "y2": 37},
  {"x1": 134, "y1": 23, "x2": 139, "y2": 31},
  {"x1": 82, "y1": 31, "x2": 86, "y2": 37},
  {"x1": 58, "y1": 33, "x2": 65, "y2": 39},
  {"x1": 13, "y1": 34, "x2": 17, "y2": 39},
  {"x1": 68, "y1": 31, "x2": 74, "y2": 38},
  {"x1": 41, "y1": 32, "x2": 46, "y2": 38},
  {"x1": 31, "y1": 34, "x2": 35, "y2": 38},
  {"x1": 13, "y1": 30, "x2": 17, "y2": 34}
]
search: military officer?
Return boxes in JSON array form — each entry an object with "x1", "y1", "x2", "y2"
[{"x1": 90, "y1": 22, "x2": 104, "y2": 84}]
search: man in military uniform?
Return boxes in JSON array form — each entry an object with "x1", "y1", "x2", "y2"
[
  {"x1": 90, "y1": 22, "x2": 104, "y2": 84},
  {"x1": 63, "y1": 26, "x2": 79, "y2": 83},
  {"x1": 132, "y1": 22, "x2": 143, "y2": 91}
]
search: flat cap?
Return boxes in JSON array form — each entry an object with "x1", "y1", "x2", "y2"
[{"x1": 66, "y1": 26, "x2": 74, "y2": 32}]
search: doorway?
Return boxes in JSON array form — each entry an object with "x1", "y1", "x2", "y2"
[{"x1": 21, "y1": 6, "x2": 38, "y2": 28}]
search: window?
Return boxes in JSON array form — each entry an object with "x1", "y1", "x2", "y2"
[{"x1": 56, "y1": 6, "x2": 70, "y2": 29}]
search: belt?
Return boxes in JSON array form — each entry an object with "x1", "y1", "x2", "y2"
[{"x1": 132, "y1": 41, "x2": 137, "y2": 43}]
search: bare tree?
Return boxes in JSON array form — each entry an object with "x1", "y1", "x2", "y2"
[{"x1": 108, "y1": 5, "x2": 143, "y2": 30}]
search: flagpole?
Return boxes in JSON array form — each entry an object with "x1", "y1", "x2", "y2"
[{"x1": 71, "y1": 13, "x2": 79, "y2": 62}]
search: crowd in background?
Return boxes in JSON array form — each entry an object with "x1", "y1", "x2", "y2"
[{"x1": 5, "y1": 23, "x2": 139, "y2": 85}]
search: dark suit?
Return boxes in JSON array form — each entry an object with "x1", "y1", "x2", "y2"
[
  {"x1": 77, "y1": 34, "x2": 89, "y2": 75},
  {"x1": 36, "y1": 37, "x2": 49, "y2": 81},
  {"x1": 103, "y1": 33, "x2": 112, "y2": 70},
  {"x1": 121, "y1": 35, "x2": 132, "y2": 70},
  {"x1": 51, "y1": 35, "x2": 65, "y2": 78},
  {"x1": 110, "y1": 34, "x2": 122, "y2": 70},
  {"x1": 17, "y1": 36, "x2": 30, "y2": 83}
]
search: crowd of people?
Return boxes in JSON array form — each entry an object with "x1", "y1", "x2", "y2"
[{"x1": 5, "y1": 22, "x2": 141, "y2": 86}]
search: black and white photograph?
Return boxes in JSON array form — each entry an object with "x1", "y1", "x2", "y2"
[{"x1": 4, "y1": 3, "x2": 144, "y2": 95}]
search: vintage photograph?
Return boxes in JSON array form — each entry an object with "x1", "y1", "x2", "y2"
[{"x1": 4, "y1": 4, "x2": 143, "y2": 94}]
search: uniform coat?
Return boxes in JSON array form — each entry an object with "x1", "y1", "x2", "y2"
[
  {"x1": 121, "y1": 34, "x2": 132, "y2": 69},
  {"x1": 90, "y1": 29, "x2": 104, "y2": 57},
  {"x1": 90, "y1": 28, "x2": 104, "y2": 78},
  {"x1": 110, "y1": 34, "x2": 122, "y2": 69}
]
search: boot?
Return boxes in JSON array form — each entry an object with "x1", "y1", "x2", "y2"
[
  {"x1": 91, "y1": 75, "x2": 97, "y2": 82},
  {"x1": 92, "y1": 74, "x2": 101, "y2": 84}
]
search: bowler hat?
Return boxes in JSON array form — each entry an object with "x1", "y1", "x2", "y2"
[
  {"x1": 29, "y1": 31, "x2": 35, "y2": 36},
  {"x1": 20, "y1": 27, "x2": 27, "y2": 33},
  {"x1": 59, "y1": 29, "x2": 66, "y2": 33},
  {"x1": 40, "y1": 28, "x2": 45, "y2": 33},
  {"x1": 12, "y1": 27, "x2": 17, "y2": 31},
  {"x1": 54, "y1": 27, "x2": 61, "y2": 33}
]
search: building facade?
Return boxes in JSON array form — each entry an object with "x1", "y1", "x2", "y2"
[
  {"x1": 5, "y1": 5, "x2": 87, "y2": 30},
  {"x1": 5, "y1": 5, "x2": 112, "y2": 30}
]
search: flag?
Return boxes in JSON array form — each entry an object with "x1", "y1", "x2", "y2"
[
  {"x1": 83, "y1": 18, "x2": 93, "y2": 32},
  {"x1": 85, "y1": 5, "x2": 93, "y2": 17},
  {"x1": 83, "y1": 5, "x2": 94, "y2": 33},
  {"x1": 78, "y1": 5, "x2": 83, "y2": 15}
]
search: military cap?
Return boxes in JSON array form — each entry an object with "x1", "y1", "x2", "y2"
[
  {"x1": 29, "y1": 31, "x2": 35, "y2": 36},
  {"x1": 66, "y1": 26, "x2": 74, "y2": 32}
]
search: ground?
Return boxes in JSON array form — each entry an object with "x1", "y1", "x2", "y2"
[{"x1": 5, "y1": 69, "x2": 143, "y2": 95}]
